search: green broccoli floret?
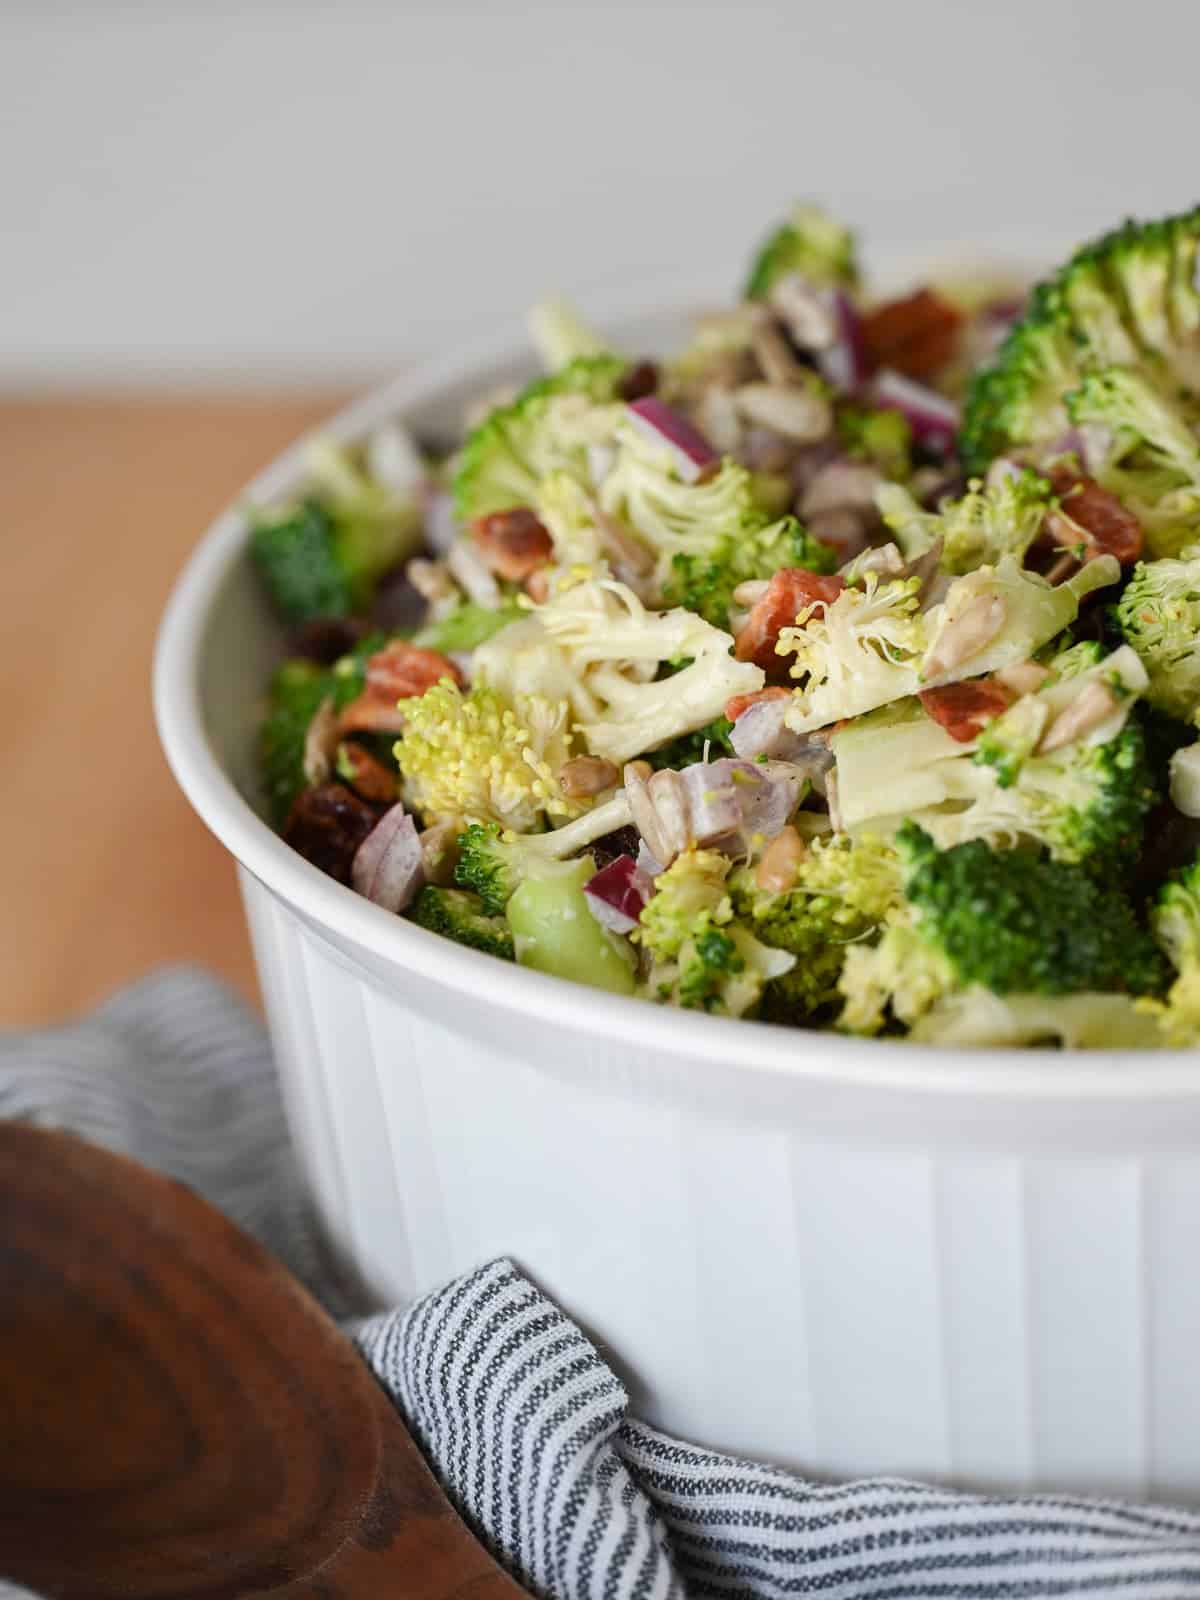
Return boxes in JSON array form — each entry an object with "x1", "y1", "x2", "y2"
[
  {"x1": 251, "y1": 499, "x2": 352, "y2": 622},
  {"x1": 960, "y1": 205, "x2": 1200, "y2": 474},
  {"x1": 250, "y1": 441, "x2": 423, "y2": 623},
  {"x1": 1065, "y1": 367, "x2": 1200, "y2": 558},
  {"x1": 258, "y1": 645, "x2": 380, "y2": 824},
  {"x1": 1115, "y1": 547, "x2": 1200, "y2": 721},
  {"x1": 453, "y1": 356, "x2": 627, "y2": 522},
  {"x1": 451, "y1": 823, "x2": 640, "y2": 992},
  {"x1": 729, "y1": 834, "x2": 902, "y2": 1020},
  {"x1": 876, "y1": 469, "x2": 1054, "y2": 574},
  {"x1": 527, "y1": 298, "x2": 615, "y2": 371},
  {"x1": 410, "y1": 886, "x2": 514, "y2": 960},
  {"x1": 259, "y1": 660, "x2": 333, "y2": 824},
  {"x1": 744, "y1": 203, "x2": 859, "y2": 300},
  {"x1": 833, "y1": 646, "x2": 1157, "y2": 870},
  {"x1": 412, "y1": 598, "x2": 526, "y2": 654},
  {"x1": 635, "y1": 849, "x2": 796, "y2": 1016},
  {"x1": 837, "y1": 405, "x2": 913, "y2": 481},
  {"x1": 1144, "y1": 854, "x2": 1200, "y2": 1044},
  {"x1": 662, "y1": 516, "x2": 836, "y2": 627},
  {"x1": 838, "y1": 824, "x2": 1166, "y2": 1035}
]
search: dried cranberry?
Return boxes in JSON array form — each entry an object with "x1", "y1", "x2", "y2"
[
  {"x1": 861, "y1": 289, "x2": 963, "y2": 380},
  {"x1": 288, "y1": 616, "x2": 371, "y2": 666},
  {"x1": 616, "y1": 360, "x2": 660, "y2": 402},
  {"x1": 589, "y1": 825, "x2": 642, "y2": 871},
  {"x1": 283, "y1": 783, "x2": 381, "y2": 885}
]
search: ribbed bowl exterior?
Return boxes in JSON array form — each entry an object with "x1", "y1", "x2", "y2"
[{"x1": 242, "y1": 866, "x2": 1200, "y2": 1502}]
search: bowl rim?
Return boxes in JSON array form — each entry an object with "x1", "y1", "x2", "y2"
[{"x1": 153, "y1": 278, "x2": 1200, "y2": 1101}]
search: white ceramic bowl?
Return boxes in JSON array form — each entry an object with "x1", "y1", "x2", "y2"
[{"x1": 155, "y1": 291, "x2": 1200, "y2": 1504}]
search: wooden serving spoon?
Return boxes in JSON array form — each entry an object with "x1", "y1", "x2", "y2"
[{"x1": 0, "y1": 1122, "x2": 530, "y2": 1600}]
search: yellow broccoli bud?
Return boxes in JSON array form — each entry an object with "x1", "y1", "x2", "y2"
[{"x1": 395, "y1": 680, "x2": 581, "y2": 832}]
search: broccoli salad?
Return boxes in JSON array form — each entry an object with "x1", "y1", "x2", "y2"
[{"x1": 251, "y1": 202, "x2": 1200, "y2": 1049}]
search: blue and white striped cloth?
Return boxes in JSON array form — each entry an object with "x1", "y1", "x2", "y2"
[{"x1": 5, "y1": 967, "x2": 1200, "y2": 1600}]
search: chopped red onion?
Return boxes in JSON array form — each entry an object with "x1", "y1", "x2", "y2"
[
  {"x1": 679, "y1": 757, "x2": 810, "y2": 852},
  {"x1": 636, "y1": 840, "x2": 665, "y2": 878},
  {"x1": 583, "y1": 855, "x2": 654, "y2": 934},
  {"x1": 352, "y1": 804, "x2": 425, "y2": 914},
  {"x1": 871, "y1": 369, "x2": 960, "y2": 454},
  {"x1": 627, "y1": 397, "x2": 718, "y2": 482},
  {"x1": 815, "y1": 290, "x2": 869, "y2": 392}
]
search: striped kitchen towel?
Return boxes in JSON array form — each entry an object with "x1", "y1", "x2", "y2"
[{"x1": 4, "y1": 968, "x2": 1200, "y2": 1600}]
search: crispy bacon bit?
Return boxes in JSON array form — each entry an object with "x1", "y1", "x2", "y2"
[
  {"x1": 1047, "y1": 467, "x2": 1144, "y2": 565},
  {"x1": 365, "y1": 641, "x2": 463, "y2": 700},
  {"x1": 734, "y1": 569, "x2": 846, "y2": 672},
  {"x1": 725, "y1": 686, "x2": 792, "y2": 723},
  {"x1": 861, "y1": 288, "x2": 963, "y2": 380},
  {"x1": 336, "y1": 741, "x2": 398, "y2": 804},
  {"x1": 339, "y1": 641, "x2": 463, "y2": 735},
  {"x1": 918, "y1": 680, "x2": 1013, "y2": 743},
  {"x1": 472, "y1": 508, "x2": 553, "y2": 580},
  {"x1": 283, "y1": 783, "x2": 381, "y2": 885}
]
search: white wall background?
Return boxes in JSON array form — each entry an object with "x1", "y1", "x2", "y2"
[{"x1": 2, "y1": 0, "x2": 1198, "y2": 387}]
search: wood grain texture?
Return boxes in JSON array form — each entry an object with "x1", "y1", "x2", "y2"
[
  {"x1": 0, "y1": 394, "x2": 350, "y2": 1025},
  {"x1": 0, "y1": 1121, "x2": 530, "y2": 1600}
]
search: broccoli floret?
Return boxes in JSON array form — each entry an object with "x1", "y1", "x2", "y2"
[
  {"x1": 645, "y1": 717, "x2": 734, "y2": 772},
  {"x1": 779, "y1": 555, "x2": 1118, "y2": 736},
  {"x1": 259, "y1": 661, "x2": 334, "y2": 824},
  {"x1": 960, "y1": 205, "x2": 1200, "y2": 473},
  {"x1": 258, "y1": 645, "x2": 379, "y2": 824},
  {"x1": 410, "y1": 886, "x2": 514, "y2": 960},
  {"x1": 662, "y1": 516, "x2": 836, "y2": 628},
  {"x1": 908, "y1": 991, "x2": 1164, "y2": 1048},
  {"x1": 527, "y1": 298, "x2": 615, "y2": 371},
  {"x1": 453, "y1": 356, "x2": 627, "y2": 522},
  {"x1": 838, "y1": 824, "x2": 1166, "y2": 1034},
  {"x1": 412, "y1": 598, "x2": 525, "y2": 654},
  {"x1": 837, "y1": 405, "x2": 913, "y2": 481},
  {"x1": 251, "y1": 440, "x2": 424, "y2": 623},
  {"x1": 598, "y1": 420, "x2": 775, "y2": 588},
  {"x1": 1115, "y1": 547, "x2": 1200, "y2": 721},
  {"x1": 744, "y1": 203, "x2": 858, "y2": 300},
  {"x1": 877, "y1": 470, "x2": 1055, "y2": 574},
  {"x1": 1065, "y1": 368, "x2": 1200, "y2": 558},
  {"x1": 251, "y1": 499, "x2": 352, "y2": 623},
  {"x1": 452, "y1": 802, "x2": 640, "y2": 914},
  {"x1": 729, "y1": 834, "x2": 902, "y2": 1020},
  {"x1": 635, "y1": 849, "x2": 796, "y2": 1016},
  {"x1": 833, "y1": 646, "x2": 1157, "y2": 869},
  {"x1": 395, "y1": 681, "x2": 581, "y2": 831},
  {"x1": 473, "y1": 575, "x2": 763, "y2": 766},
  {"x1": 1144, "y1": 855, "x2": 1200, "y2": 1044}
]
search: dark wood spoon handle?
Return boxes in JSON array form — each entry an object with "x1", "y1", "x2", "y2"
[{"x1": 0, "y1": 1123, "x2": 529, "y2": 1600}]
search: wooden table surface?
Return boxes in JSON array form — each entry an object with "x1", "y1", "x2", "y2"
[{"x1": 1, "y1": 393, "x2": 351, "y2": 1026}]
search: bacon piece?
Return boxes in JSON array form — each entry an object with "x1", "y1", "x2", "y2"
[
  {"x1": 918, "y1": 680, "x2": 1013, "y2": 743},
  {"x1": 472, "y1": 508, "x2": 553, "y2": 580},
  {"x1": 1047, "y1": 467, "x2": 1144, "y2": 565},
  {"x1": 339, "y1": 642, "x2": 463, "y2": 735},
  {"x1": 336, "y1": 741, "x2": 398, "y2": 804},
  {"x1": 734, "y1": 569, "x2": 846, "y2": 672},
  {"x1": 365, "y1": 641, "x2": 463, "y2": 700},
  {"x1": 725, "y1": 686, "x2": 791, "y2": 723},
  {"x1": 861, "y1": 288, "x2": 963, "y2": 380}
]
